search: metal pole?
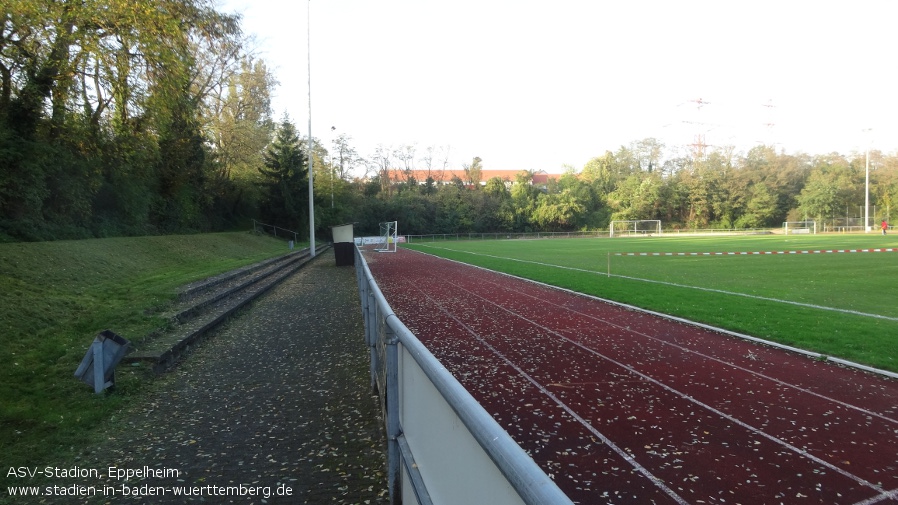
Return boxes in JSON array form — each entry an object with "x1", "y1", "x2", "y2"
[
  {"x1": 865, "y1": 146, "x2": 870, "y2": 233},
  {"x1": 864, "y1": 128, "x2": 872, "y2": 233},
  {"x1": 385, "y1": 328, "x2": 401, "y2": 503},
  {"x1": 307, "y1": 0, "x2": 316, "y2": 256},
  {"x1": 330, "y1": 148, "x2": 334, "y2": 208}
]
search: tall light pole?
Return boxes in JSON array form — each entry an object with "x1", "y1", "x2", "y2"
[
  {"x1": 330, "y1": 127, "x2": 335, "y2": 209},
  {"x1": 863, "y1": 128, "x2": 872, "y2": 233},
  {"x1": 307, "y1": 0, "x2": 315, "y2": 256}
]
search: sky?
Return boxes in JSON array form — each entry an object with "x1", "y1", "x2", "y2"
[{"x1": 218, "y1": 0, "x2": 898, "y2": 175}]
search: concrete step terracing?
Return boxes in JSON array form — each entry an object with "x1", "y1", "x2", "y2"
[{"x1": 124, "y1": 245, "x2": 330, "y2": 371}]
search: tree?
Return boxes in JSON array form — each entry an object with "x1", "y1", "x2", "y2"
[
  {"x1": 735, "y1": 182, "x2": 777, "y2": 228},
  {"x1": 331, "y1": 133, "x2": 361, "y2": 180},
  {"x1": 631, "y1": 138, "x2": 664, "y2": 173},
  {"x1": 369, "y1": 144, "x2": 394, "y2": 196},
  {"x1": 581, "y1": 151, "x2": 627, "y2": 196},
  {"x1": 796, "y1": 171, "x2": 840, "y2": 223},
  {"x1": 531, "y1": 190, "x2": 586, "y2": 231},
  {"x1": 484, "y1": 177, "x2": 508, "y2": 198},
  {"x1": 206, "y1": 57, "x2": 276, "y2": 220},
  {"x1": 420, "y1": 144, "x2": 450, "y2": 184},
  {"x1": 394, "y1": 144, "x2": 416, "y2": 179},
  {"x1": 0, "y1": 0, "x2": 245, "y2": 238},
  {"x1": 607, "y1": 172, "x2": 663, "y2": 221},
  {"x1": 872, "y1": 151, "x2": 898, "y2": 222},
  {"x1": 794, "y1": 154, "x2": 857, "y2": 224},
  {"x1": 555, "y1": 168, "x2": 605, "y2": 229},
  {"x1": 509, "y1": 171, "x2": 540, "y2": 231},
  {"x1": 463, "y1": 156, "x2": 483, "y2": 187},
  {"x1": 258, "y1": 118, "x2": 307, "y2": 229},
  {"x1": 210, "y1": 58, "x2": 275, "y2": 180}
]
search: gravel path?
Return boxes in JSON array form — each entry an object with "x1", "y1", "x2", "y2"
[{"x1": 76, "y1": 254, "x2": 388, "y2": 504}]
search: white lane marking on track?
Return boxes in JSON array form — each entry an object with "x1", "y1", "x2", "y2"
[
  {"x1": 477, "y1": 276, "x2": 898, "y2": 426},
  {"x1": 851, "y1": 488, "x2": 898, "y2": 505},
  {"x1": 417, "y1": 245, "x2": 898, "y2": 322},
  {"x1": 412, "y1": 247, "x2": 898, "y2": 382},
  {"x1": 410, "y1": 286, "x2": 691, "y2": 505},
  {"x1": 435, "y1": 278, "x2": 886, "y2": 495}
]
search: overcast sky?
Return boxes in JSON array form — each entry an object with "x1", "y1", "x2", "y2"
[{"x1": 219, "y1": 0, "x2": 898, "y2": 174}]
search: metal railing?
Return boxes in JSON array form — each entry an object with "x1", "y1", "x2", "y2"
[
  {"x1": 251, "y1": 219, "x2": 299, "y2": 242},
  {"x1": 355, "y1": 245, "x2": 573, "y2": 505}
]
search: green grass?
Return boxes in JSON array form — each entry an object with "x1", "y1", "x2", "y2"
[
  {"x1": 403, "y1": 234, "x2": 898, "y2": 373},
  {"x1": 0, "y1": 232, "x2": 296, "y2": 484}
]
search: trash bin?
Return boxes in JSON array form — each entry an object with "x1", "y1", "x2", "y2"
[
  {"x1": 74, "y1": 330, "x2": 131, "y2": 394},
  {"x1": 332, "y1": 223, "x2": 355, "y2": 266}
]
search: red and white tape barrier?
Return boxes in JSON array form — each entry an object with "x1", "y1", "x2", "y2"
[{"x1": 615, "y1": 248, "x2": 898, "y2": 256}]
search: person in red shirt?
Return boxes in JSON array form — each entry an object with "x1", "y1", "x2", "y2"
[{"x1": 882, "y1": 219, "x2": 888, "y2": 235}]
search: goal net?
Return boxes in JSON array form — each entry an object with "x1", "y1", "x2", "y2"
[
  {"x1": 610, "y1": 220, "x2": 662, "y2": 237},
  {"x1": 375, "y1": 221, "x2": 398, "y2": 252},
  {"x1": 783, "y1": 220, "x2": 816, "y2": 235}
]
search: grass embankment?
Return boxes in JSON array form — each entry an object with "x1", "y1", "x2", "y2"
[
  {"x1": 404, "y1": 234, "x2": 898, "y2": 373},
  {"x1": 0, "y1": 232, "x2": 296, "y2": 479}
]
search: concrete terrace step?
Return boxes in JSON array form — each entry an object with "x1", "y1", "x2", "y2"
[{"x1": 124, "y1": 245, "x2": 330, "y2": 371}]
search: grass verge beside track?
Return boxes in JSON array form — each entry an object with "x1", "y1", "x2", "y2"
[
  {"x1": 403, "y1": 234, "x2": 898, "y2": 374},
  {"x1": 0, "y1": 232, "x2": 295, "y2": 480}
]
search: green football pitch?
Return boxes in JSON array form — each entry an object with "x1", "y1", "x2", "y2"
[{"x1": 403, "y1": 234, "x2": 898, "y2": 373}]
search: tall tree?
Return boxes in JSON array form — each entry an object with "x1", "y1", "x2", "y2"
[
  {"x1": 532, "y1": 190, "x2": 585, "y2": 231},
  {"x1": 607, "y1": 172, "x2": 663, "y2": 221},
  {"x1": 206, "y1": 57, "x2": 275, "y2": 219},
  {"x1": 463, "y1": 156, "x2": 483, "y2": 187},
  {"x1": 331, "y1": 133, "x2": 361, "y2": 180},
  {"x1": 258, "y1": 118, "x2": 307, "y2": 229}
]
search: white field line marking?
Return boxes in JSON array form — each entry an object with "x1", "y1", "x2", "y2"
[
  {"x1": 440, "y1": 279, "x2": 887, "y2": 495},
  {"x1": 416, "y1": 245, "x2": 898, "y2": 322},
  {"x1": 477, "y1": 276, "x2": 898, "y2": 426},
  {"x1": 852, "y1": 488, "x2": 898, "y2": 505},
  {"x1": 615, "y1": 248, "x2": 898, "y2": 256},
  {"x1": 410, "y1": 246, "x2": 898, "y2": 381},
  {"x1": 410, "y1": 286, "x2": 691, "y2": 505}
]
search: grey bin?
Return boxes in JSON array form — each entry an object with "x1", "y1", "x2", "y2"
[
  {"x1": 74, "y1": 330, "x2": 132, "y2": 394},
  {"x1": 332, "y1": 223, "x2": 355, "y2": 266}
]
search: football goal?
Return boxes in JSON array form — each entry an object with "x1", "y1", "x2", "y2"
[
  {"x1": 610, "y1": 220, "x2": 662, "y2": 237},
  {"x1": 375, "y1": 221, "x2": 399, "y2": 252},
  {"x1": 783, "y1": 220, "x2": 816, "y2": 235}
]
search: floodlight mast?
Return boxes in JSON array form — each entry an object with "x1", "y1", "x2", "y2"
[
  {"x1": 864, "y1": 128, "x2": 872, "y2": 233},
  {"x1": 307, "y1": 0, "x2": 315, "y2": 256}
]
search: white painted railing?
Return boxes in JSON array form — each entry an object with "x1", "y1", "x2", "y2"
[{"x1": 355, "y1": 245, "x2": 573, "y2": 505}]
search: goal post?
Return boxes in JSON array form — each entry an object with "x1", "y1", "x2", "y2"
[
  {"x1": 783, "y1": 220, "x2": 816, "y2": 235},
  {"x1": 375, "y1": 221, "x2": 399, "y2": 252},
  {"x1": 610, "y1": 220, "x2": 662, "y2": 237}
]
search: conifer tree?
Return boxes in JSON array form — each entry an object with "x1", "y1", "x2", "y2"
[{"x1": 258, "y1": 118, "x2": 307, "y2": 229}]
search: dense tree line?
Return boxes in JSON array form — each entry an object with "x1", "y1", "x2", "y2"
[
  {"x1": 0, "y1": 0, "x2": 298, "y2": 240},
  {"x1": 352, "y1": 143, "x2": 898, "y2": 236},
  {"x1": 3, "y1": 1, "x2": 897, "y2": 242}
]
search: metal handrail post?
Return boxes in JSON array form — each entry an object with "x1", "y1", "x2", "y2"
[
  {"x1": 357, "y1": 257, "x2": 379, "y2": 392},
  {"x1": 385, "y1": 322, "x2": 402, "y2": 504},
  {"x1": 367, "y1": 288, "x2": 379, "y2": 392}
]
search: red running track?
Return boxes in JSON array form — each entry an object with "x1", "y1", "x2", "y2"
[{"x1": 365, "y1": 249, "x2": 898, "y2": 505}]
